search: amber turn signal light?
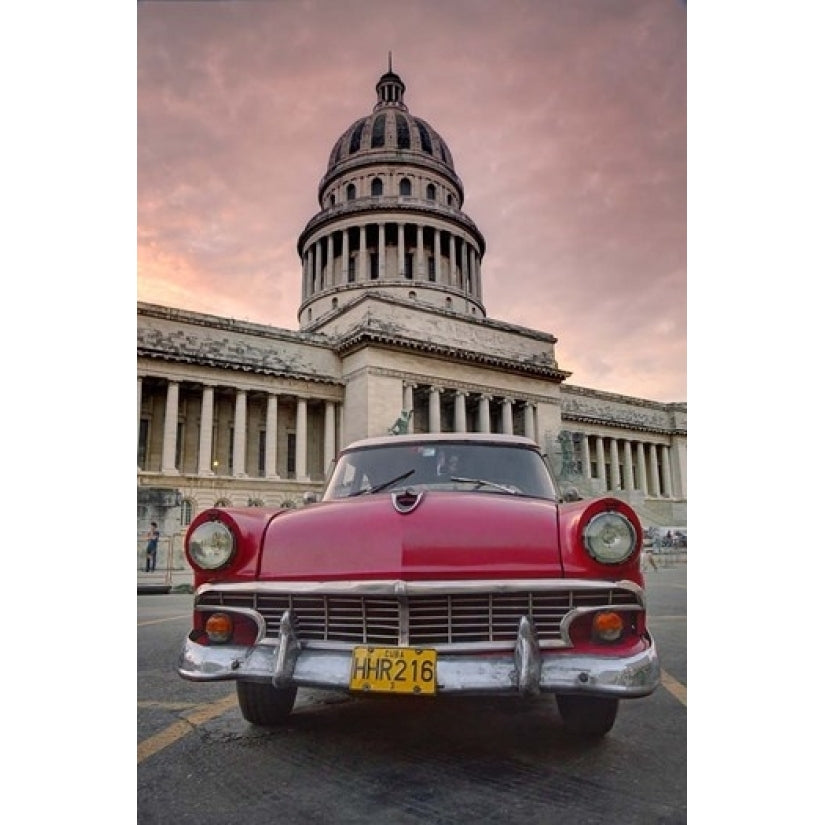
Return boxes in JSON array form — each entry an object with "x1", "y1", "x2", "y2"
[
  {"x1": 593, "y1": 611, "x2": 623, "y2": 642},
  {"x1": 205, "y1": 612, "x2": 233, "y2": 643}
]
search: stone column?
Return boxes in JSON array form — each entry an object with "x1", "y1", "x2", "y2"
[
  {"x1": 449, "y1": 234, "x2": 457, "y2": 286},
  {"x1": 265, "y1": 393, "x2": 280, "y2": 479},
  {"x1": 416, "y1": 224, "x2": 424, "y2": 279},
  {"x1": 137, "y1": 377, "x2": 143, "y2": 446},
  {"x1": 397, "y1": 222, "x2": 405, "y2": 277},
  {"x1": 342, "y1": 228, "x2": 350, "y2": 283},
  {"x1": 314, "y1": 239, "x2": 323, "y2": 291},
  {"x1": 454, "y1": 391, "x2": 467, "y2": 433},
  {"x1": 623, "y1": 439, "x2": 635, "y2": 490},
  {"x1": 636, "y1": 442, "x2": 649, "y2": 496},
  {"x1": 478, "y1": 394, "x2": 491, "y2": 433},
  {"x1": 161, "y1": 380, "x2": 179, "y2": 474},
  {"x1": 326, "y1": 234, "x2": 335, "y2": 287},
  {"x1": 434, "y1": 228, "x2": 442, "y2": 283},
  {"x1": 324, "y1": 401, "x2": 336, "y2": 471},
  {"x1": 610, "y1": 438, "x2": 622, "y2": 490},
  {"x1": 582, "y1": 434, "x2": 591, "y2": 480},
  {"x1": 359, "y1": 225, "x2": 367, "y2": 282},
  {"x1": 428, "y1": 386, "x2": 442, "y2": 433},
  {"x1": 378, "y1": 222, "x2": 386, "y2": 280},
  {"x1": 595, "y1": 436, "x2": 606, "y2": 487},
  {"x1": 661, "y1": 446, "x2": 673, "y2": 498},
  {"x1": 468, "y1": 248, "x2": 475, "y2": 293},
  {"x1": 649, "y1": 444, "x2": 662, "y2": 497},
  {"x1": 296, "y1": 397, "x2": 309, "y2": 481},
  {"x1": 403, "y1": 383, "x2": 415, "y2": 433},
  {"x1": 232, "y1": 389, "x2": 247, "y2": 477},
  {"x1": 461, "y1": 239, "x2": 469, "y2": 289},
  {"x1": 198, "y1": 384, "x2": 215, "y2": 476},
  {"x1": 303, "y1": 249, "x2": 312, "y2": 296},
  {"x1": 502, "y1": 397, "x2": 514, "y2": 435},
  {"x1": 524, "y1": 403, "x2": 536, "y2": 441}
]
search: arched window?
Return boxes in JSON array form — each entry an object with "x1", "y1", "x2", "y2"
[
  {"x1": 329, "y1": 194, "x2": 335, "y2": 207},
  {"x1": 447, "y1": 194, "x2": 453, "y2": 207},
  {"x1": 247, "y1": 498, "x2": 264, "y2": 507},
  {"x1": 371, "y1": 178, "x2": 383, "y2": 197},
  {"x1": 416, "y1": 119, "x2": 433, "y2": 154},
  {"x1": 399, "y1": 178, "x2": 411, "y2": 197},
  {"x1": 426, "y1": 183, "x2": 436, "y2": 201},
  {"x1": 370, "y1": 114, "x2": 386, "y2": 148},
  {"x1": 215, "y1": 498, "x2": 231, "y2": 507},
  {"x1": 396, "y1": 114, "x2": 411, "y2": 149},
  {"x1": 409, "y1": 291, "x2": 417, "y2": 300},
  {"x1": 346, "y1": 183, "x2": 356, "y2": 201},
  {"x1": 180, "y1": 498, "x2": 193, "y2": 526},
  {"x1": 332, "y1": 297, "x2": 338, "y2": 309},
  {"x1": 349, "y1": 119, "x2": 366, "y2": 154}
]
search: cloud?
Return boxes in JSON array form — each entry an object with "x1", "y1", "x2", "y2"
[{"x1": 137, "y1": 0, "x2": 685, "y2": 402}]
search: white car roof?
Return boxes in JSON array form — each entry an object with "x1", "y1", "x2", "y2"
[{"x1": 342, "y1": 433, "x2": 541, "y2": 451}]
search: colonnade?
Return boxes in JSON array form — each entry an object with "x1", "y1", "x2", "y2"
[
  {"x1": 139, "y1": 377, "x2": 680, "y2": 501},
  {"x1": 580, "y1": 433, "x2": 676, "y2": 498},
  {"x1": 404, "y1": 383, "x2": 538, "y2": 440},
  {"x1": 137, "y1": 377, "x2": 339, "y2": 482},
  {"x1": 302, "y1": 221, "x2": 482, "y2": 297}
]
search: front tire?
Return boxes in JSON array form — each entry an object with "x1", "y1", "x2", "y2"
[
  {"x1": 236, "y1": 681, "x2": 297, "y2": 726},
  {"x1": 556, "y1": 694, "x2": 619, "y2": 738}
]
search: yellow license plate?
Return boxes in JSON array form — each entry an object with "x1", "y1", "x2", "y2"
[{"x1": 349, "y1": 646, "x2": 437, "y2": 695}]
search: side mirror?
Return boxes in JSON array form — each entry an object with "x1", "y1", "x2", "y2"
[{"x1": 560, "y1": 486, "x2": 581, "y2": 502}]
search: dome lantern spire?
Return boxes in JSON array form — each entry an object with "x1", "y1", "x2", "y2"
[{"x1": 374, "y1": 53, "x2": 407, "y2": 111}]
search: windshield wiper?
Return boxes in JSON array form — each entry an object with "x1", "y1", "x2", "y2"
[
  {"x1": 350, "y1": 469, "x2": 416, "y2": 496},
  {"x1": 450, "y1": 476, "x2": 519, "y2": 494}
]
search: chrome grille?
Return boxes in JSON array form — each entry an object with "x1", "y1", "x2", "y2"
[{"x1": 197, "y1": 586, "x2": 641, "y2": 648}]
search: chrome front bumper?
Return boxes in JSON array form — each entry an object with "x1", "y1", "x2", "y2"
[{"x1": 178, "y1": 614, "x2": 660, "y2": 698}]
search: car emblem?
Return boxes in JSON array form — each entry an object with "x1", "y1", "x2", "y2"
[{"x1": 392, "y1": 489, "x2": 423, "y2": 514}]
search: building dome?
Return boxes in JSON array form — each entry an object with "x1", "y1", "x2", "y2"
[
  {"x1": 297, "y1": 60, "x2": 485, "y2": 329},
  {"x1": 325, "y1": 68, "x2": 457, "y2": 180}
]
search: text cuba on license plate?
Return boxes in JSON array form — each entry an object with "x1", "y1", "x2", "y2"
[{"x1": 349, "y1": 646, "x2": 437, "y2": 695}]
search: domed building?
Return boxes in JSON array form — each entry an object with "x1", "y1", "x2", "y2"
[
  {"x1": 298, "y1": 64, "x2": 486, "y2": 326},
  {"x1": 137, "y1": 65, "x2": 687, "y2": 578}
]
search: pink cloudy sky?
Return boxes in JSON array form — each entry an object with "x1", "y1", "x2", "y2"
[{"x1": 137, "y1": 0, "x2": 686, "y2": 402}]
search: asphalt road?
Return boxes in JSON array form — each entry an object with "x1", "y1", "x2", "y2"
[{"x1": 138, "y1": 564, "x2": 687, "y2": 824}]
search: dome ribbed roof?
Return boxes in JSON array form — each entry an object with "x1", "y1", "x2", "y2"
[{"x1": 326, "y1": 66, "x2": 456, "y2": 174}]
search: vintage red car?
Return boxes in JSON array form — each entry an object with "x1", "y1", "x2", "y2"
[{"x1": 177, "y1": 433, "x2": 660, "y2": 737}]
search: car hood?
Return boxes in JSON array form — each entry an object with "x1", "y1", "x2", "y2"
[{"x1": 258, "y1": 492, "x2": 562, "y2": 581}]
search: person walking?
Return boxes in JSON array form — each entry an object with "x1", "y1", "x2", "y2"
[{"x1": 145, "y1": 522, "x2": 160, "y2": 572}]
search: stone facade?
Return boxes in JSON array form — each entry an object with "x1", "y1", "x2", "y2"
[{"x1": 137, "y1": 66, "x2": 686, "y2": 569}]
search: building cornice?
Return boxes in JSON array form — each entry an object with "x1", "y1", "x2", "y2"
[
  {"x1": 305, "y1": 290, "x2": 558, "y2": 344},
  {"x1": 318, "y1": 151, "x2": 464, "y2": 200},
  {"x1": 560, "y1": 384, "x2": 687, "y2": 436},
  {"x1": 335, "y1": 323, "x2": 571, "y2": 382},
  {"x1": 137, "y1": 302, "x2": 331, "y2": 348},
  {"x1": 297, "y1": 197, "x2": 484, "y2": 253}
]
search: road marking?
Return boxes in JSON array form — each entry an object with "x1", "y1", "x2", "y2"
[
  {"x1": 137, "y1": 693, "x2": 237, "y2": 764},
  {"x1": 138, "y1": 701, "x2": 201, "y2": 710},
  {"x1": 138, "y1": 615, "x2": 190, "y2": 627},
  {"x1": 139, "y1": 665, "x2": 689, "y2": 763},
  {"x1": 660, "y1": 668, "x2": 687, "y2": 707}
]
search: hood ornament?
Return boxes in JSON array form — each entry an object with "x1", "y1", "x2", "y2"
[{"x1": 392, "y1": 489, "x2": 423, "y2": 514}]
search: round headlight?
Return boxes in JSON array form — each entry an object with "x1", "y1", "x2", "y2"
[
  {"x1": 188, "y1": 520, "x2": 235, "y2": 570},
  {"x1": 583, "y1": 511, "x2": 636, "y2": 564}
]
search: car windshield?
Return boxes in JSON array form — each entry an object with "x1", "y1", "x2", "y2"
[{"x1": 323, "y1": 441, "x2": 557, "y2": 501}]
